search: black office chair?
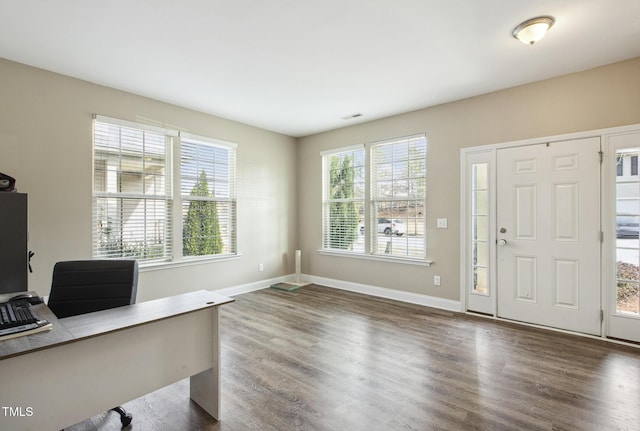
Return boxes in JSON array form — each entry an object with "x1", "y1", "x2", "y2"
[{"x1": 48, "y1": 259, "x2": 138, "y2": 428}]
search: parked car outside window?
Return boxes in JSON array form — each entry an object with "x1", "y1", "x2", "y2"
[
  {"x1": 359, "y1": 218, "x2": 406, "y2": 236},
  {"x1": 616, "y1": 215, "x2": 639, "y2": 238}
]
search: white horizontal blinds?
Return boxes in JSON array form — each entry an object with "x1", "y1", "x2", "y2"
[
  {"x1": 93, "y1": 119, "x2": 172, "y2": 261},
  {"x1": 370, "y1": 134, "x2": 427, "y2": 258},
  {"x1": 180, "y1": 134, "x2": 237, "y2": 257},
  {"x1": 322, "y1": 147, "x2": 365, "y2": 252}
]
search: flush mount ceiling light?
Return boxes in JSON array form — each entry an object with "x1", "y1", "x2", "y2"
[{"x1": 512, "y1": 16, "x2": 555, "y2": 45}]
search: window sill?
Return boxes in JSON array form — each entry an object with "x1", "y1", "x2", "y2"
[
  {"x1": 318, "y1": 249, "x2": 432, "y2": 266},
  {"x1": 139, "y1": 254, "x2": 242, "y2": 272}
]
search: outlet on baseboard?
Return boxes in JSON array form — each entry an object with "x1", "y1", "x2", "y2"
[{"x1": 434, "y1": 275, "x2": 441, "y2": 286}]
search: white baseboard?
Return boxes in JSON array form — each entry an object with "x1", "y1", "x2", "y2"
[
  {"x1": 306, "y1": 274, "x2": 461, "y2": 312},
  {"x1": 217, "y1": 273, "x2": 461, "y2": 313}
]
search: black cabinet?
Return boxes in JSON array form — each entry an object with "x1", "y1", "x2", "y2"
[{"x1": 0, "y1": 193, "x2": 28, "y2": 293}]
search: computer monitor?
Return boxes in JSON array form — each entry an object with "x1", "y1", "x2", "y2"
[{"x1": 0, "y1": 193, "x2": 28, "y2": 294}]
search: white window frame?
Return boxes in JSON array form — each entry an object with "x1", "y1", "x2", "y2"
[
  {"x1": 369, "y1": 134, "x2": 428, "y2": 260},
  {"x1": 321, "y1": 145, "x2": 366, "y2": 254},
  {"x1": 92, "y1": 115, "x2": 238, "y2": 268},
  {"x1": 177, "y1": 132, "x2": 237, "y2": 262},
  {"x1": 320, "y1": 134, "x2": 430, "y2": 265}
]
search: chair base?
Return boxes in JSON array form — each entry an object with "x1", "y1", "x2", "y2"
[
  {"x1": 60, "y1": 406, "x2": 132, "y2": 430},
  {"x1": 110, "y1": 406, "x2": 133, "y2": 427}
]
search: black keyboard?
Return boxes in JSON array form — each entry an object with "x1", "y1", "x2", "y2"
[{"x1": 0, "y1": 301, "x2": 51, "y2": 339}]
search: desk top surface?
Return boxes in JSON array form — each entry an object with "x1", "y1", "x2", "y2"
[{"x1": 0, "y1": 290, "x2": 234, "y2": 360}]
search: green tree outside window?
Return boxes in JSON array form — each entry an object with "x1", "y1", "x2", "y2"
[
  {"x1": 183, "y1": 170, "x2": 222, "y2": 256},
  {"x1": 329, "y1": 155, "x2": 359, "y2": 249}
]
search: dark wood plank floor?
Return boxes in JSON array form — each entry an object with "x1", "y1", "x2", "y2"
[{"x1": 67, "y1": 284, "x2": 640, "y2": 431}]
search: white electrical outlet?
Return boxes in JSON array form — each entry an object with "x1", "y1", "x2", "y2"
[
  {"x1": 434, "y1": 275, "x2": 441, "y2": 286},
  {"x1": 259, "y1": 263, "x2": 264, "y2": 272},
  {"x1": 437, "y1": 218, "x2": 448, "y2": 228}
]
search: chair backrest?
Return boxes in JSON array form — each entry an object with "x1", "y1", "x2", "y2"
[{"x1": 47, "y1": 260, "x2": 138, "y2": 319}]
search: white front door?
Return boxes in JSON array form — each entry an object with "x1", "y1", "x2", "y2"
[{"x1": 496, "y1": 138, "x2": 601, "y2": 335}]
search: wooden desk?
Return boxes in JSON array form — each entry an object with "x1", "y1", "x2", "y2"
[{"x1": 0, "y1": 290, "x2": 234, "y2": 431}]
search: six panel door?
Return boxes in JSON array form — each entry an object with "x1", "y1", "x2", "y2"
[{"x1": 496, "y1": 138, "x2": 601, "y2": 335}]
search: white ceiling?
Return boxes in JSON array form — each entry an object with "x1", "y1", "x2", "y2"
[{"x1": 1, "y1": 1, "x2": 639, "y2": 137}]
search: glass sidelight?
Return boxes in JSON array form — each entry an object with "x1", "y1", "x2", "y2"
[
  {"x1": 463, "y1": 148, "x2": 494, "y2": 316},
  {"x1": 471, "y1": 163, "x2": 489, "y2": 295},
  {"x1": 615, "y1": 147, "x2": 640, "y2": 315}
]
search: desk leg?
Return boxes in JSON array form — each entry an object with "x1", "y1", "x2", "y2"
[{"x1": 190, "y1": 307, "x2": 220, "y2": 420}]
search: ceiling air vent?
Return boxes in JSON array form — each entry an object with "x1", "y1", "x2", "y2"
[{"x1": 341, "y1": 113, "x2": 363, "y2": 120}]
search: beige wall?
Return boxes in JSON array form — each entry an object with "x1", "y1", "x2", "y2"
[
  {"x1": 0, "y1": 58, "x2": 298, "y2": 301},
  {"x1": 3, "y1": 56, "x2": 640, "y2": 304},
  {"x1": 297, "y1": 57, "x2": 640, "y2": 301}
]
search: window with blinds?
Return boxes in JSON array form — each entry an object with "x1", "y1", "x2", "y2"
[
  {"x1": 322, "y1": 147, "x2": 365, "y2": 252},
  {"x1": 93, "y1": 118, "x2": 172, "y2": 261},
  {"x1": 370, "y1": 134, "x2": 427, "y2": 258},
  {"x1": 321, "y1": 134, "x2": 427, "y2": 261},
  {"x1": 92, "y1": 116, "x2": 237, "y2": 264},
  {"x1": 180, "y1": 134, "x2": 236, "y2": 257}
]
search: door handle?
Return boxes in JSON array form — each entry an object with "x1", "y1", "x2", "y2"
[{"x1": 498, "y1": 239, "x2": 508, "y2": 246}]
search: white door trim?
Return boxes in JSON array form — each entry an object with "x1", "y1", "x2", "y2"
[
  {"x1": 460, "y1": 123, "x2": 640, "y2": 343},
  {"x1": 603, "y1": 131, "x2": 640, "y2": 342},
  {"x1": 460, "y1": 148, "x2": 497, "y2": 315}
]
